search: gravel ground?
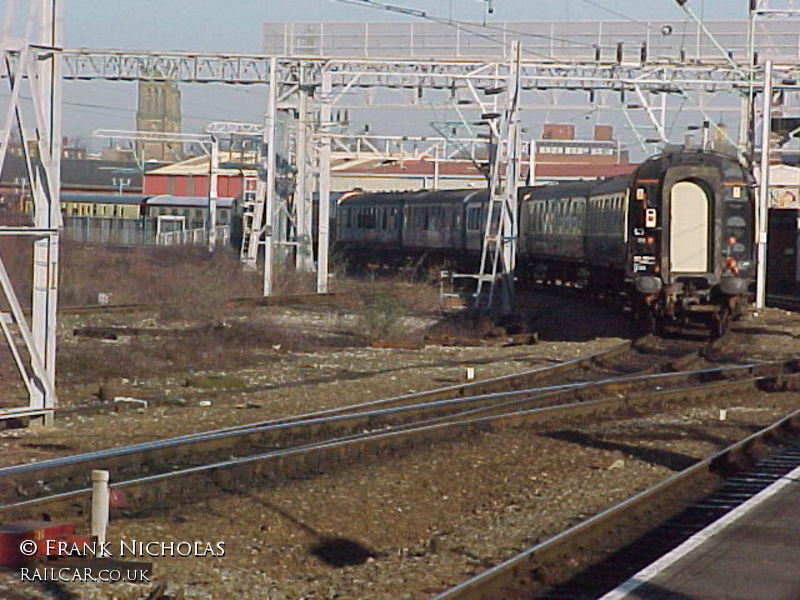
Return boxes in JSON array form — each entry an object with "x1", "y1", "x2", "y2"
[
  {"x1": 0, "y1": 291, "x2": 632, "y2": 466},
  {"x1": 1, "y1": 297, "x2": 799, "y2": 599},
  {"x1": 2, "y1": 391, "x2": 797, "y2": 600}
]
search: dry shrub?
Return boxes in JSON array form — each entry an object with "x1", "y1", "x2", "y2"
[
  {"x1": 269, "y1": 258, "x2": 317, "y2": 296},
  {"x1": 59, "y1": 242, "x2": 261, "y2": 319},
  {"x1": 354, "y1": 287, "x2": 406, "y2": 341},
  {"x1": 59, "y1": 241, "x2": 328, "y2": 315},
  {"x1": 333, "y1": 277, "x2": 440, "y2": 314},
  {"x1": 0, "y1": 235, "x2": 33, "y2": 311},
  {"x1": 59, "y1": 320, "x2": 356, "y2": 383},
  {"x1": 0, "y1": 342, "x2": 29, "y2": 407},
  {"x1": 330, "y1": 278, "x2": 440, "y2": 343}
]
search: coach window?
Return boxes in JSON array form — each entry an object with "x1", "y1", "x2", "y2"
[
  {"x1": 467, "y1": 206, "x2": 480, "y2": 230},
  {"x1": 381, "y1": 208, "x2": 388, "y2": 230}
]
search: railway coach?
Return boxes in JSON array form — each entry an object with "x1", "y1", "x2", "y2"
[
  {"x1": 336, "y1": 188, "x2": 489, "y2": 266},
  {"x1": 336, "y1": 148, "x2": 756, "y2": 335},
  {"x1": 623, "y1": 149, "x2": 755, "y2": 334}
]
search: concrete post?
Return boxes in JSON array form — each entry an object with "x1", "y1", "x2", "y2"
[
  {"x1": 317, "y1": 70, "x2": 332, "y2": 294},
  {"x1": 91, "y1": 470, "x2": 110, "y2": 554},
  {"x1": 208, "y1": 136, "x2": 219, "y2": 251},
  {"x1": 263, "y1": 57, "x2": 278, "y2": 296}
]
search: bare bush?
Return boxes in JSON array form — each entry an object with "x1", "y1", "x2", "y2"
[
  {"x1": 332, "y1": 279, "x2": 440, "y2": 343},
  {"x1": 59, "y1": 243, "x2": 261, "y2": 320},
  {"x1": 0, "y1": 236, "x2": 33, "y2": 311},
  {"x1": 354, "y1": 287, "x2": 406, "y2": 341},
  {"x1": 58, "y1": 319, "x2": 357, "y2": 383}
]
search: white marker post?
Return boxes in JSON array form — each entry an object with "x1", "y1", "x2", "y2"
[
  {"x1": 756, "y1": 60, "x2": 773, "y2": 311},
  {"x1": 91, "y1": 470, "x2": 110, "y2": 555}
]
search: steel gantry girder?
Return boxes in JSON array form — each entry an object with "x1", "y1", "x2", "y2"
[
  {"x1": 58, "y1": 48, "x2": 800, "y2": 93},
  {"x1": 52, "y1": 47, "x2": 800, "y2": 307}
]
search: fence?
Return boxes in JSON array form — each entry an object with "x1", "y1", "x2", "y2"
[
  {"x1": 263, "y1": 20, "x2": 800, "y2": 64},
  {"x1": 63, "y1": 217, "x2": 230, "y2": 248}
]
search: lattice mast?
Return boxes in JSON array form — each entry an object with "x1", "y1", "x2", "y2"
[
  {"x1": 0, "y1": 0, "x2": 62, "y2": 424},
  {"x1": 474, "y1": 40, "x2": 522, "y2": 314}
]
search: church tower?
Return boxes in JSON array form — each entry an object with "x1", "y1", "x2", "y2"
[{"x1": 135, "y1": 79, "x2": 183, "y2": 162}]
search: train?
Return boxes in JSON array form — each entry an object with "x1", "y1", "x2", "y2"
[
  {"x1": 767, "y1": 208, "x2": 800, "y2": 297},
  {"x1": 56, "y1": 193, "x2": 238, "y2": 229},
  {"x1": 21, "y1": 193, "x2": 239, "y2": 247},
  {"x1": 336, "y1": 148, "x2": 757, "y2": 335}
]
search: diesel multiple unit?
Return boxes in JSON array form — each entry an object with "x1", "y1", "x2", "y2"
[{"x1": 337, "y1": 149, "x2": 757, "y2": 334}]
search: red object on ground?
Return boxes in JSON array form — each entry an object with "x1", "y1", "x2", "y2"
[
  {"x1": 110, "y1": 488, "x2": 130, "y2": 509},
  {"x1": 0, "y1": 521, "x2": 91, "y2": 567}
]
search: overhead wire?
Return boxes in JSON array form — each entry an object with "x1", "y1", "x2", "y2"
[
  {"x1": 576, "y1": 0, "x2": 662, "y2": 29},
  {"x1": 0, "y1": 91, "x2": 255, "y2": 123},
  {"x1": 331, "y1": 0, "x2": 597, "y2": 56}
]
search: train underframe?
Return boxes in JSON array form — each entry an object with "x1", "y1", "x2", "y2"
[
  {"x1": 520, "y1": 257, "x2": 747, "y2": 338},
  {"x1": 339, "y1": 242, "x2": 746, "y2": 337},
  {"x1": 636, "y1": 282, "x2": 748, "y2": 338}
]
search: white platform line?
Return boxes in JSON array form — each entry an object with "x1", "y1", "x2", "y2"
[{"x1": 600, "y1": 461, "x2": 800, "y2": 600}]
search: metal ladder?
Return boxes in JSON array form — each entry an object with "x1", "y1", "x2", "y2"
[
  {"x1": 473, "y1": 145, "x2": 517, "y2": 313},
  {"x1": 239, "y1": 173, "x2": 264, "y2": 267},
  {"x1": 472, "y1": 41, "x2": 522, "y2": 314}
]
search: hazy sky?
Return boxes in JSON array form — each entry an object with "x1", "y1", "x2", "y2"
[
  {"x1": 2, "y1": 0, "x2": 753, "y2": 151},
  {"x1": 62, "y1": 1, "x2": 746, "y2": 52}
]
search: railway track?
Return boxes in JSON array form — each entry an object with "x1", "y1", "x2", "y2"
[
  {"x1": 432, "y1": 409, "x2": 800, "y2": 600},
  {"x1": 768, "y1": 293, "x2": 800, "y2": 312},
  {"x1": 1, "y1": 333, "x2": 798, "y2": 521},
  {"x1": 0, "y1": 336, "x2": 693, "y2": 491},
  {"x1": 56, "y1": 292, "x2": 339, "y2": 315}
]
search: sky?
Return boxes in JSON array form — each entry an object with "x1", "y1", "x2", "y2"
[
  {"x1": 62, "y1": 1, "x2": 746, "y2": 52},
  {"x1": 1, "y1": 0, "x2": 758, "y2": 153}
]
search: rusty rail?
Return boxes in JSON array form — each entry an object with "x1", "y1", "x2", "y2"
[
  {"x1": 432, "y1": 407, "x2": 800, "y2": 600},
  {"x1": 2, "y1": 367, "x2": 799, "y2": 523}
]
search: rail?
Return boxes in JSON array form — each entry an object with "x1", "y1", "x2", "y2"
[
  {"x1": 3, "y1": 360, "x2": 798, "y2": 521},
  {"x1": 432, "y1": 407, "x2": 800, "y2": 600}
]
